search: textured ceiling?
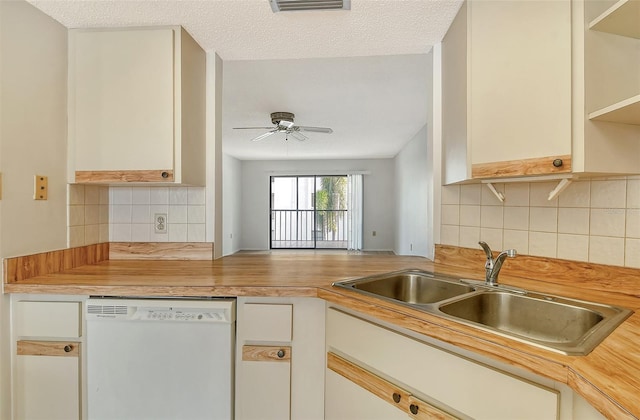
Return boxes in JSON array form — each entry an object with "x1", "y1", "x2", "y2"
[
  {"x1": 223, "y1": 55, "x2": 431, "y2": 160},
  {"x1": 27, "y1": 0, "x2": 463, "y2": 60},
  {"x1": 27, "y1": 0, "x2": 462, "y2": 160}
]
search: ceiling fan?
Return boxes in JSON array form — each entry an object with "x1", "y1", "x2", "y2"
[{"x1": 233, "y1": 112, "x2": 333, "y2": 142}]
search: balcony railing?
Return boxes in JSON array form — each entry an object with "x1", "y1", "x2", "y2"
[{"x1": 271, "y1": 209, "x2": 347, "y2": 249}]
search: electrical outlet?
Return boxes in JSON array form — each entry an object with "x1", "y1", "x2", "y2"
[{"x1": 154, "y1": 213, "x2": 168, "y2": 234}]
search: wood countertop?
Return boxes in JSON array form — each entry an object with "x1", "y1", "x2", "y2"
[{"x1": 4, "y1": 248, "x2": 640, "y2": 419}]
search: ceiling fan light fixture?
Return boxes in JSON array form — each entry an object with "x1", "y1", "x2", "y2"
[{"x1": 269, "y1": 0, "x2": 350, "y2": 13}]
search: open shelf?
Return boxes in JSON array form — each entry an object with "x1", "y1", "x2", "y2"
[
  {"x1": 589, "y1": 0, "x2": 640, "y2": 39},
  {"x1": 588, "y1": 94, "x2": 640, "y2": 125}
]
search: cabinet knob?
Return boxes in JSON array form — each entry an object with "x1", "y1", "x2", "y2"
[
  {"x1": 277, "y1": 349, "x2": 285, "y2": 358},
  {"x1": 552, "y1": 159, "x2": 563, "y2": 167},
  {"x1": 63, "y1": 345, "x2": 73, "y2": 353},
  {"x1": 392, "y1": 392, "x2": 401, "y2": 403},
  {"x1": 409, "y1": 404, "x2": 419, "y2": 415},
  {"x1": 161, "y1": 171, "x2": 169, "y2": 179}
]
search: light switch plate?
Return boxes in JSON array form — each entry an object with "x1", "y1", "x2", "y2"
[{"x1": 34, "y1": 175, "x2": 48, "y2": 200}]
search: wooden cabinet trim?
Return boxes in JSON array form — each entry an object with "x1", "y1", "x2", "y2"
[
  {"x1": 327, "y1": 352, "x2": 412, "y2": 414},
  {"x1": 407, "y1": 395, "x2": 458, "y2": 420},
  {"x1": 17, "y1": 340, "x2": 80, "y2": 357},
  {"x1": 471, "y1": 155, "x2": 572, "y2": 179},
  {"x1": 242, "y1": 345, "x2": 291, "y2": 362},
  {"x1": 75, "y1": 170, "x2": 174, "y2": 183}
]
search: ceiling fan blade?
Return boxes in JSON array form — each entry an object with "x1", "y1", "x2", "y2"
[
  {"x1": 233, "y1": 126, "x2": 276, "y2": 130},
  {"x1": 296, "y1": 126, "x2": 333, "y2": 134},
  {"x1": 250, "y1": 130, "x2": 278, "y2": 142},
  {"x1": 289, "y1": 130, "x2": 308, "y2": 142}
]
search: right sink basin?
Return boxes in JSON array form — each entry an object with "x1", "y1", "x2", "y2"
[{"x1": 437, "y1": 290, "x2": 632, "y2": 355}]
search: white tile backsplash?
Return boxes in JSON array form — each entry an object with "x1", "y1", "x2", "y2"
[
  {"x1": 529, "y1": 207, "x2": 557, "y2": 233},
  {"x1": 530, "y1": 182, "x2": 559, "y2": 207},
  {"x1": 150, "y1": 187, "x2": 169, "y2": 204},
  {"x1": 441, "y1": 185, "x2": 460, "y2": 205},
  {"x1": 558, "y1": 208, "x2": 589, "y2": 235},
  {"x1": 132, "y1": 187, "x2": 151, "y2": 205},
  {"x1": 559, "y1": 181, "x2": 590, "y2": 208},
  {"x1": 460, "y1": 184, "x2": 482, "y2": 205},
  {"x1": 528, "y1": 232, "x2": 557, "y2": 258},
  {"x1": 441, "y1": 205, "x2": 460, "y2": 225},
  {"x1": 626, "y1": 209, "x2": 640, "y2": 239},
  {"x1": 188, "y1": 187, "x2": 206, "y2": 205},
  {"x1": 439, "y1": 177, "x2": 640, "y2": 268},
  {"x1": 591, "y1": 180, "x2": 626, "y2": 208},
  {"x1": 67, "y1": 185, "x2": 109, "y2": 247},
  {"x1": 188, "y1": 205, "x2": 206, "y2": 224},
  {"x1": 108, "y1": 186, "x2": 207, "y2": 243},
  {"x1": 628, "y1": 180, "x2": 640, "y2": 209},
  {"x1": 589, "y1": 236, "x2": 625, "y2": 266},
  {"x1": 590, "y1": 208, "x2": 625, "y2": 237},
  {"x1": 504, "y1": 183, "x2": 529, "y2": 206},
  {"x1": 459, "y1": 205, "x2": 481, "y2": 227},
  {"x1": 625, "y1": 238, "x2": 640, "y2": 268},
  {"x1": 480, "y1": 206, "x2": 503, "y2": 229},
  {"x1": 557, "y1": 234, "x2": 589, "y2": 262},
  {"x1": 503, "y1": 206, "x2": 529, "y2": 231}
]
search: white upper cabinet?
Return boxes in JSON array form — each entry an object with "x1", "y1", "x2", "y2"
[
  {"x1": 68, "y1": 27, "x2": 205, "y2": 184},
  {"x1": 442, "y1": 0, "x2": 573, "y2": 184}
]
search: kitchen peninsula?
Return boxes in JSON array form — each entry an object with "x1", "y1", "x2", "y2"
[{"x1": 4, "y1": 243, "x2": 640, "y2": 419}]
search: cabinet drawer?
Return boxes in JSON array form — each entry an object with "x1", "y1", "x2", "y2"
[
  {"x1": 243, "y1": 304, "x2": 292, "y2": 342},
  {"x1": 15, "y1": 301, "x2": 81, "y2": 338},
  {"x1": 327, "y1": 308, "x2": 559, "y2": 420}
]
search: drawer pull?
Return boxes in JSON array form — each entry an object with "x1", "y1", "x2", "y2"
[
  {"x1": 553, "y1": 158, "x2": 563, "y2": 167},
  {"x1": 410, "y1": 404, "x2": 419, "y2": 415},
  {"x1": 392, "y1": 392, "x2": 401, "y2": 403},
  {"x1": 64, "y1": 345, "x2": 73, "y2": 353},
  {"x1": 277, "y1": 349, "x2": 285, "y2": 358}
]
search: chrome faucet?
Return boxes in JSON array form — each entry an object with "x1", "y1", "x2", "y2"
[{"x1": 479, "y1": 241, "x2": 517, "y2": 286}]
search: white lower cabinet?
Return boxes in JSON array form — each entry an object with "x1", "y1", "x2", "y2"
[
  {"x1": 235, "y1": 297, "x2": 325, "y2": 420},
  {"x1": 12, "y1": 297, "x2": 85, "y2": 420},
  {"x1": 326, "y1": 307, "x2": 561, "y2": 420},
  {"x1": 15, "y1": 341, "x2": 80, "y2": 420}
]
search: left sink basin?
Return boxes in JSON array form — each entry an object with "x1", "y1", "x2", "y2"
[{"x1": 333, "y1": 269, "x2": 475, "y2": 304}]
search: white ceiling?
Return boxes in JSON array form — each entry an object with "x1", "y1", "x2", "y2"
[{"x1": 27, "y1": 0, "x2": 463, "y2": 160}]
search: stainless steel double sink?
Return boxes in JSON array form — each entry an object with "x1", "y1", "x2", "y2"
[{"x1": 333, "y1": 269, "x2": 633, "y2": 356}]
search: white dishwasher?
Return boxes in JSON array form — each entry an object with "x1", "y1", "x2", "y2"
[{"x1": 86, "y1": 298, "x2": 235, "y2": 420}]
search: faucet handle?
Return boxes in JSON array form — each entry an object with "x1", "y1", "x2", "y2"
[{"x1": 478, "y1": 241, "x2": 493, "y2": 260}]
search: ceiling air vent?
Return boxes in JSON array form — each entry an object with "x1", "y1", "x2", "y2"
[{"x1": 269, "y1": 0, "x2": 351, "y2": 12}]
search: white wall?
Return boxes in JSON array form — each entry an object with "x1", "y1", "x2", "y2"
[
  {"x1": 0, "y1": 0, "x2": 68, "y2": 257},
  {"x1": 393, "y1": 50, "x2": 435, "y2": 258},
  {"x1": 394, "y1": 125, "x2": 429, "y2": 257},
  {"x1": 0, "y1": 1, "x2": 68, "y2": 417},
  {"x1": 222, "y1": 154, "x2": 242, "y2": 255},
  {"x1": 240, "y1": 159, "x2": 395, "y2": 251}
]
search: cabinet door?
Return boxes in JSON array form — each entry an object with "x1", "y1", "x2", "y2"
[
  {"x1": 469, "y1": 0, "x2": 572, "y2": 176},
  {"x1": 15, "y1": 341, "x2": 80, "y2": 420},
  {"x1": 237, "y1": 346, "x2": 292, "y2": 420},
  {"x1": 71, "y1": 28, "x2": 175, "y2": 173}
]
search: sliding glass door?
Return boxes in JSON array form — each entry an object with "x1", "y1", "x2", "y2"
[{"x1": 270, "y1": 175, "x2": 347, "y2": 249}]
